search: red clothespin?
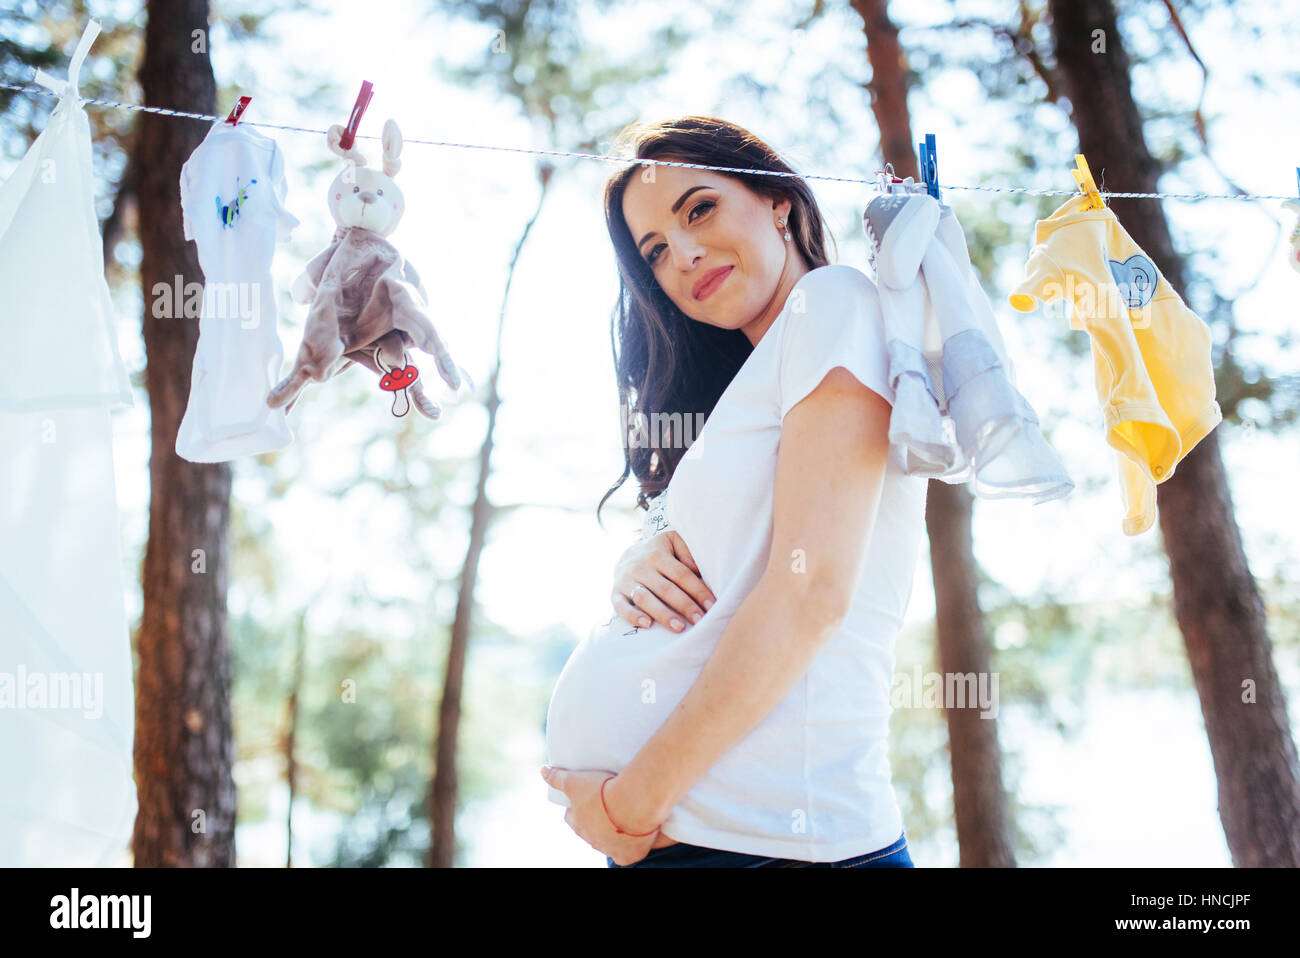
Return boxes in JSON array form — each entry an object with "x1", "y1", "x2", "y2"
[
  {"x1": 224, "y1": 95, "x2": 252, "y2": 125},
  {"x1": 336, "y1": 81, "x2": 374, "y2": 151}
]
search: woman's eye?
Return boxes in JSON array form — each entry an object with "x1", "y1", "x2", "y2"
[
  {"x1": 645, "y1": 201, "x2": 713, "y2": 266},
  {"x1": 688, "y1": 199, "x2": 714, "y2": 220}
]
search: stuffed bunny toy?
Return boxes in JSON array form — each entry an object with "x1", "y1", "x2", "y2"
[{"x1": 266, "y1": 118, "x2": 464, "y2": 418}]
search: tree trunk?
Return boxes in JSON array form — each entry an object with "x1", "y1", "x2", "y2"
[
  {"x1": 285, "y1": 608, "x2": 307, "y2": 867},
  {"x1": 1048, "y1": 0, "x2": 1300, "y2": 866},
  {"x1": 132, "y1": 0, "x2": 237, "y2": 867},
  {"x1": 854, "y1": 0, "x2": 1017, "y2": 867},
  {"x1": 426, "y1": 389, "x2": 496, "y2": 868}
]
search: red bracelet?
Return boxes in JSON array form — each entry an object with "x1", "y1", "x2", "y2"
[{"x1": 600, "y1": 775, "x2": 658, "y2": 837}]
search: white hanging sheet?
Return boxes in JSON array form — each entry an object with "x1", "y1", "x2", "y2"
[{"x1": 0, "y1": 19, "x2": 138, "y2": 866}]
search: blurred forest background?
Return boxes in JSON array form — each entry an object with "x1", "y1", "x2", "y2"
[{"x1": 2, "y1": 0, "x2": 1297, "y2": 866}]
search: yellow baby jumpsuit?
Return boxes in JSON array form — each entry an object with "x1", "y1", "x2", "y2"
[{"x1": 1007, "y1": 195, "x2": 1222, "y2": 535}]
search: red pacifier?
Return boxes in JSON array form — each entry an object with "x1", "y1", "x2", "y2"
[{"x1": 376, "y1": 347, "x2": 420, "y2": 417}]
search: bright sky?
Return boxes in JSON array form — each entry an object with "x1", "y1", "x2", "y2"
[{"x1": 9, "y1": 0, "x2": 1296, "y2": 866}]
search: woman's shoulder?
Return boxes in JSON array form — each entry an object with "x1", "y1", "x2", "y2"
[
  {"x1": 791, "y1": 263, "x2": 878, "y2": 301},
  {"x1": 784, "y1": 264, "x2": 882, "y2": 331},
  {"x1": 781, "y1": 263, "x2": 884, "y2": 342},
  {"x1": 776, "y1": 263, "x2": 891, "y2": 419}
]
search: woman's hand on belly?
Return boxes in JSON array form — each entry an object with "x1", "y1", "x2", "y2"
[
  {"x1": 540, "y1": 765, "x2": 677, "y2": 863},
  {"x1": 611, "y1": 531, "x2": 716, "y2": 634}
]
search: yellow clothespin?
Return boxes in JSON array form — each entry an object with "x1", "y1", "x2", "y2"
[{"x1": 1071, "y1": 154, "x2": 1105, "y2": 210}]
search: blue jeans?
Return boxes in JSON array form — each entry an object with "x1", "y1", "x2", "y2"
[{"x1": 607, "y1": 831, "x2": 912, "y2": 868}]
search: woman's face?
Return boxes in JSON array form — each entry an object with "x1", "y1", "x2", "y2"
[{"x1": 622, "y1": 163, "x2": 795, "y2": 340}]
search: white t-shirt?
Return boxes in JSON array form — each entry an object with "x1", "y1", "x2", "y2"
[
  {"x1": 545, "y1": 263, "x2": 929, "y2": 861},
  {"x1": 176, "y1": 120, "x2": 299, "y2": 462}
]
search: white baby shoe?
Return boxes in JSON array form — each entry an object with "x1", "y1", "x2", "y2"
[{"x1": 862, "y1": 183, "x2": 941, "y2": 290}]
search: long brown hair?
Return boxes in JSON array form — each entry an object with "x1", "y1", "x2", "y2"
[{"x1": 597, "y1": 115, "x2": 836, "y2": 527}]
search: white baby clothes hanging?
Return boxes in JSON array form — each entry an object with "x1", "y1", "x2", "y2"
[
  {"x1": 0, "y1": 19, "x2": 138, "y2": 866},
  {"x1": 175, "y1": 118, "x2": 299, "y2": 462},
  {"x1": 925, "y1": 206, "x2": 1073, "y2": 501},
  {"x1": 862, "y1": 181, "x2": 1073, "y2": 503},
  {"x1": 866, "y1": 182, "x2": 955, "y2": 475}
]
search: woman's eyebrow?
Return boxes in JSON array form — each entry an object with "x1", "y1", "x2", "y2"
[{"x1": 636, "y1": 185, "x2": 712, "y2": 250}]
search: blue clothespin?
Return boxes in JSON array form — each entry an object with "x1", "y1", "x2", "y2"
[{"x1": 917, "y1": 133, "x2": 940, "y2": 201}]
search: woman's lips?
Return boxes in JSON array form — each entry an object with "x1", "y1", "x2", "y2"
[{"x1": 693, "y1": 265, "x2": 733, "y2": 301}]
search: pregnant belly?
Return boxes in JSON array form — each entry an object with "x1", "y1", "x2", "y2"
[
  {"x1": 547, "y1": 614, "x2": 720, "y2": 849},
  {"x1": 546, "y1": 614, "x2": 718, "y2": 778},
  {"x1": 545, "y1": 603, "x2": 823, "y2": 850},
  {"x1": 545, "y1": 609, "x2": 731, "y2": 852}
]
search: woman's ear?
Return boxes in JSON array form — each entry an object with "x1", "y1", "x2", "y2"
[
  {"x1": 774, "y1": 196, "x2": 793, "y2": 224},
  {"x1": 382, "y1": 119, "x2": 403, "y2": 178}
]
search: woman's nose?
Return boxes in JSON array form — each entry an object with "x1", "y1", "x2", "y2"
[{"x1": 668, "y1": 237, "x2": 704, "y2": 269}]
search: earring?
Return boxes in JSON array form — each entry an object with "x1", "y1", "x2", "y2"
[{"x1": 779, "y1": 217, "x2": 791, "y2": 241}]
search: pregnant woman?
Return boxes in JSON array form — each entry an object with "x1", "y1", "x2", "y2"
[{"x1": 540, "y1": 116, "x2": 927, "y2": 868}]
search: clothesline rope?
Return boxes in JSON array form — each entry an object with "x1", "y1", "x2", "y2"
[{"x1": 2, "y1": 79, "x2": 1298, "y2": 202}]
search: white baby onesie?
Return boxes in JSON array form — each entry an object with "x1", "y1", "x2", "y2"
[{"x1": 176, "y1": 120, "x2": 298, "y2": 462}]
